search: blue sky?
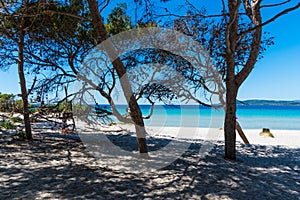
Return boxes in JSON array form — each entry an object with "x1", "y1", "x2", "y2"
[
  {"x1": 1, "y1": 0, "x2": 300, "y2": 100},
  {"x1": 239, "y1": 4, "x2": 300, "y2": 100}
]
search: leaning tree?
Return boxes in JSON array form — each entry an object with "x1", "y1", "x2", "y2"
[
  {"x1": 84, "y1": 1, "x2": 220, "y2": 154},
  {"x1": 25, "y1": 1, "x2": 178, "y2": 154},
  {"x1": 85, "y1": 0, "x2": 153, "y2": 154}
]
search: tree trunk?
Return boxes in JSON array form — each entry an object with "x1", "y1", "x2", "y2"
[
  {"x1": 87, "y1": 0, "x2": 148, "y2": 154},
  {"x1": 224, "y1": 82, "x2": 237, "y2": 160},
  {"x1": 224, "y1": 1, "x2": 240, "y2": 160},
  {"x1": 236, "y1": 121, "x2": 250, "y2": 144},
  {"x1": 18, "y1": 18, "x2": 32, "y2": 140}
]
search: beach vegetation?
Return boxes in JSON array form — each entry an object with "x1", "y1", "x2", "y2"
[
  {"x1": 10, "y1": 117, "x2": 23, "y2": 123},
  {"x1": 0, "y1": 121, "x2": 15, "y2": 129},
  {"x1": 13, "y1": 100, "x2": 26, "y2": 114},
  {"x1": 0, "y1": 93, "x2": 15, "y2": 112},
  {"x1": 0, "y1": 93, "x2": 25, "y2": 114}
]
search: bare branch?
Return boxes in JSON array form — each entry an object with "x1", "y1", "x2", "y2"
[
  {"x1": 154, "y1": 12, "x2": 227, "y2": 19},
  {"x1": 27, "y1": 76, "x2": 37, "y2": 97},
  {"x1": 99, "y1": 0, "x2": 110, "y2": 13},
  {"x1": 142, "y1": 100, "x2": 155, "y2": 119},
  {"x1": 260, "y1": 0, "x2": 290, "y2": 8},
  {"x1": 221, "y1": 0, "x2": 226, "y2": 15},
  {"x1": 239, "y1": 2, "x2": 300, "y2": 36}
]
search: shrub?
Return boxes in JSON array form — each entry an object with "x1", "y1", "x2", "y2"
[
  {"x1": 10, "y1": 117, "x2": 23, "y2": 123},
  {"x1": 58, "y1": 101, "x2": 72, "y2": 113},
  {"x1": 13, "y1": 100, "x2": 23, "y2": 113},
  {"x1": 0, "y1": 94, "x2": 25, "y2": 114},
  {"x1": 0, "y1": 121, "x2": 15, "y2": 129},
  {"x1": 0, "y1": 93, "x2": 14, "y2": 112}
]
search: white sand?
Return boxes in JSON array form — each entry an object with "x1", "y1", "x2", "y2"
[{"x1": 115, "y1": 124, "x2": 300, "y2": 148}]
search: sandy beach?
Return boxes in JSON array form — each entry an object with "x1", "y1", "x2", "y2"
[
  {"x1": 147, "y1": 126, "x2": 300, "y2": 148},
  {"x1": 110, "y1": 124, "x2": 300, "y2": 148},
  {"x1": 0, "y1": 121, "x2": 299, "y2": 199}
]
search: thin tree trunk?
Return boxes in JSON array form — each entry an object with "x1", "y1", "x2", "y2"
[
  {"x1": 18, "y1": 17, "x2": 32, "y2": 140},
  {"x1": 87, "y1": 0, "x2": 148, "y2": 154},
  {"x1": 224, "y1": 82, "x2": 237, "y2": 160},
  {"x1": 236, "y1": 121, "x2": 250, "y2": 144}
]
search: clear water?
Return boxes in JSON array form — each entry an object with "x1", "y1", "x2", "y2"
[{"x1": 103, "y1": 105, "x2": 300, "y2": 130}]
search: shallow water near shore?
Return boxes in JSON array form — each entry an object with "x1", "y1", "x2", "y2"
[{"x1": 102, "y1": 104, "x2": 300, "y2": 130}]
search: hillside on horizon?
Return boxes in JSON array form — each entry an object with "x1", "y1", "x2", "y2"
[{"x1": 237, "y1": 99, "x2": 300, "y2": 106}]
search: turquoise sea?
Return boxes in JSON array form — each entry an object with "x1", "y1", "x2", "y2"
[{"x1": 108, "y1": 105, "x2": 300, "y2": 130}]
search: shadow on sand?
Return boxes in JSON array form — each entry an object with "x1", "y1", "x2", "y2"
[{"x1": 0, "y1": 130, "x2": 299, "y2": 199}]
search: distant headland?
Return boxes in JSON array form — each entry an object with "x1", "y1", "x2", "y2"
[{"x1": 237, "y1": 99, "x2": 300, "y2": 106}]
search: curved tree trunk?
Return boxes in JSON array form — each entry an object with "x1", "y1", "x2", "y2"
[{"x1": 87, "y1": 0, "x2": 148, "y2": 154}]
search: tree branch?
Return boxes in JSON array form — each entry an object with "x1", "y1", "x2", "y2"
[
  {"x1": 260, "y1": 0, "x2": 290, "y2": 8},
  {"x1": 236, "y1": 0, "x2": 263, "y2": 86},
  {"x1": 239, "y1": 2, "x2": 300, "y2": 36},
  {"x1": 27, "y1": 76, "x2": 37, "y2": 97},
  {"x1": 99, "y1": 0, "x2": 110, "y2": 13},
  {"x1": 142, "y1": 100, "x2": 155, "y2": 119}
]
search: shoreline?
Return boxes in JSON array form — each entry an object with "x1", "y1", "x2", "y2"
[
  {"x1": 1, "y1": 111, "x2": 299, "y2": 149},
  {"x1": 1, "y1": 114, "x2": 299, "y2": 149}
]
